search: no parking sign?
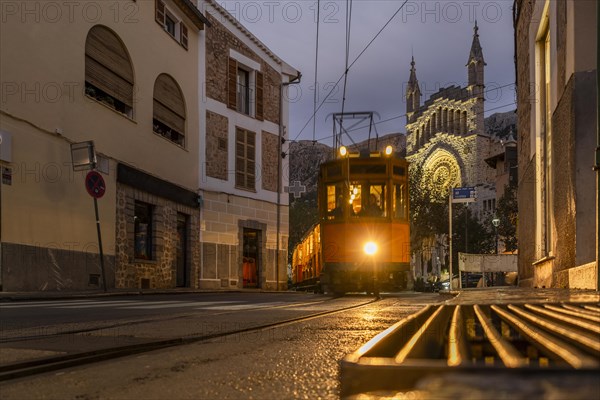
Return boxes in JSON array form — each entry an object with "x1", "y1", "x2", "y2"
[{"x1": 85, "y1": 170, "x2": 106, "y2": 199}]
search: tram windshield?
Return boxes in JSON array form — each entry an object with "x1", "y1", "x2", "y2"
[{"x1": 326, "y1": 182, "x2": 387, "y2": 219}]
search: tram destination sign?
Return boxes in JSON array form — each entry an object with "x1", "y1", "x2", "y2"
[{"x1": 452, "y1": 187, "x2": 476, "y2": 203}]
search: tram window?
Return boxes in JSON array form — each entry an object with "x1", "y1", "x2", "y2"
[
  {"x1": 349, "y1": 183, "x2": 362, "y2": 215},
  {"x1": 365, "y1": 185, "x2": 385, "y2": 217},
  {"x1": 393, "y1": 184, "x2": 407, "y2": 219},
  {"x1": 327, "y1": 184, "x2": 344, "y2": 219},
  {"x1": 349, "y1": 182, "x2": 386, "y2": 217}
]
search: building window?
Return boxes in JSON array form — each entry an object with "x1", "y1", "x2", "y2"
[
  {"x1": 84, "y1": 25, "x2": 134, "y2": 118},
  {"x1": 237, "y1": 68, "x2": 251, "y2": 115},
  {"x1": 236, "y1": 127, "x2": 256, "y2": 191},
  {"x1": 134, "y1": 201, "x2": 154, "y2": 260},
  {"x1": 153, "y1": 74, "x2": 186, "y2": 146},
  {"x1": 535, "y1": 18, "x2": 553, "y2": 257},
  {"x1": 228, "y1": 57, "x2": 264, "y2": 120},
  {"x1": 155, "y1": 0, "x2": 188, "y2": 49}
]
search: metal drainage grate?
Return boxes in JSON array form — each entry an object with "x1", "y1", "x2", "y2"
[{"x1": 341, "y1": 303, "x2": 600, "y2": 396}]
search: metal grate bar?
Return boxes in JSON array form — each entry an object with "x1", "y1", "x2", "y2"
[
  {"x1": 473, "y1": 304, "x2": 528, "y2": 368},
  {"x1": 524, "y1": 304, "x2": 600, "y2": 335},
  {"x1": 561, "y1": 304, "x2": 600, "y2": 318},
  {"x1": 395, "y1": 305, "x2": 450, "y2": 363},
  {"x1": 448, "y1": 305, "x2": 470, "y2": 366},
  {"x1": 543, "y1": 304, "x2": 600, "y2": 323},
  {"x1": 491, "y1": 305, "x2": 599, "y2": 369},
  {"x1": 508, "y1": 305, "x2": 600, "y2": 356},
  {"x1": 583, "y1": 305, "x2": 600, "y2": 313}
]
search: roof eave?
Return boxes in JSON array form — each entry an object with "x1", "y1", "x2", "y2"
[{"x1": 174, "y1": 0, "x2": 211, "y2": 30}]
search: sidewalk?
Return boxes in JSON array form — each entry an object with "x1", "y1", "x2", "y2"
[
  {"x1": 0, "y1": 287, "x2": 296, "y2": 301},
  {"x1": 446, "y1": 286, "x2": 600, "y2": 305}
]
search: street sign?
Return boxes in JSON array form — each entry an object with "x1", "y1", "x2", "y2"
[
  {"x1": 452, "y1": 187, "x2": 476, "y2": 203},
  {"x1": 85, "y1": 170, "x2": 106, "y2": 199}
]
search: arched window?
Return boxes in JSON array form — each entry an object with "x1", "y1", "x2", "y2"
[
  {"x1": 85, "y1": 25, "x2": 134, "y2": 117},
  {"x1": 153, "y1": 74, "x2": 186, "y2": 146}
]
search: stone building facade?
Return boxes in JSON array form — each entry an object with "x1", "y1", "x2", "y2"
[
  {"x1": 514, "y1": 0, "x2": 597, "y2": 289},
  {"x1": 197, "y1": 0, "x2": 299, "y2": 290},
  {"x1": 0, "y1": 0, "x2": 207, "y2": 291},
  {"x1": 406, "y1": 23, "x2": 503, "y2": 278}
]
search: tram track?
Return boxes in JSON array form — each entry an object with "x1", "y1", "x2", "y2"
[{"x1": 0, "y1": 297, "x2": 379, "y2": 382}]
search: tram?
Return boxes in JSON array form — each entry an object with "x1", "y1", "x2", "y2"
[{"x1": 292, "y1": 144, "x2": 410, "y2": 295}]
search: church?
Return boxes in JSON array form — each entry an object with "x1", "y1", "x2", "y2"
[{"x1": 405, "y1": 22, "x2": 503, "y2": 279}]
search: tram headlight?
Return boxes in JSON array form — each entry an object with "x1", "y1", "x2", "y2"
[
  {"x1": 364, "y1": 241, "x2": 378, "y2": 256},
  {"x1": 385, "y1": 145, "x2": 393, "y2": 156},
  {"x1": 339, "y1": 146, "x2": 348, "y2": 157}
]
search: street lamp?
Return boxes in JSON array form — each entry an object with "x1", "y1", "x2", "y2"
[
  {"x1": 492, "y1": 216, "x2": 500, "y2": 255},
  {"x1": 491, "y1": 216, "x2": 500, "y2": 287}
]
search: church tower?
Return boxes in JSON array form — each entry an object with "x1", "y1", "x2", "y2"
[
  {"x1": 405, "y1": 56, "x2": 421, "y2": 125},
  {"x1": 467, "y1": 21, "x2": 486, "y2": 134}
]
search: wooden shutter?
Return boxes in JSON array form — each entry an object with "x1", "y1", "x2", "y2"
[
  {"x1": 228, "y1": 57, "x2": 238, "y2": 110},
  {"x1": 153, "y1": 74, "x2": 186, "y2": 136},
  {"x1": 235, "y1": 128, "x2": 256, "y2": 190},
  {"x1": 85, "y1": 26, "x2": 134, "y2": 107},
  {"x1": 156, "y1": 0, "x2": 165, "y2": 25},
  {"x1": 180, "y1": 23, "x2": 188, "y2": 49},
  {"x1": 255, "y1": 71, "x2": 264, "y2": 121},
  {"x1": 235, "y1": 128, "x2": 245, "y2": 187}
]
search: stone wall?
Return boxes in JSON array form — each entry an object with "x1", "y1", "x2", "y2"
[
  {"x1": 206, "y1": 110, "x2": 229, "y2": 180},
  {"x1": 261, "y1": 131, "x2": 278, "y2": 192},
  {"x1": 200, "y1": 190, "x2": 289, "y2": 290},
  {"x1": 204, "y1": 13, "x2": 281, "y2": 125},
  {"x1": 115, "y1": 184, "x2": 201, "y2": 289},
  {"x1": 552, "y1": 76, "x2": 576, "y2": 277}
]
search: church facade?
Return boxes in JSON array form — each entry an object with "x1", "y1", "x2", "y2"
[{"x1": 405, "y1": 23, "x2": 503, "y2": 279}]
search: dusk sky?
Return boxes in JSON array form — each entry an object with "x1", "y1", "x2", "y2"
[{"x1": 219, "y1": 0, "x2": 517, "y2": 146}]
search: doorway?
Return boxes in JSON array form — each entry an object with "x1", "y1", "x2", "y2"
[
  {"x1": 176, "y1": 213, "x2": 188, "y2": 287},
  {"x1": 242, "y1": 228, "x2": 260, "y2": 288}
]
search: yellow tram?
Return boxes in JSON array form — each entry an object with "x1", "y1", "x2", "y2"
[{"x1": 292, "y1": 145, "x2": 410, "y2": 295}]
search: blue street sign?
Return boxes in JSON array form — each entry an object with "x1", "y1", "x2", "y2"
[{"x1": 452, "y1": 187, "x2": 476, "y2": 203}]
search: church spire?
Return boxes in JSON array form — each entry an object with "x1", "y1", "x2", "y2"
[
  {"x1": 406, "y1": 56, "x2": 421, "y2": 121},
  {"x1": 467, "y1": 21, "x2": 486, "y2": 88},
  {"x1": 467, "y1": 20, "x2": 485, "y2": 65}
]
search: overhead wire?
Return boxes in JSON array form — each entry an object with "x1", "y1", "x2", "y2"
[
  {"x1": 292, "y1": 0, "x2": 411, "y2": 144},
  {"x1": 311, "y1": 0, "x2": 320, "y2": 143},
  {"x1": 286, "y1": 100, "x2": 517, "y2": 150},
  {"x1": 286, "y1": 82, "x2": 517, "y2": 149},
  {"x1": 344, "y1": 82, "x2": 517, "y2": 134},
  {"x1": 337, "y1": 0, "x2": 353, "y2": 149}
]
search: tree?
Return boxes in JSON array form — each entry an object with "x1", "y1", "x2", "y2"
[
  {"x1": 452, "y1": 205, "x2": 495, "y2": 266},
  {"x1": 495, "y1": 184, "x2": 518, "y2": 252},
  {"x1": 409, "y1": 163, "x2": 448, "y2": 255}
]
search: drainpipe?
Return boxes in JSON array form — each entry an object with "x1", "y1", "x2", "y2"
[{"x1": 277, "y1": 72, "x2": 301, "y2": 291}]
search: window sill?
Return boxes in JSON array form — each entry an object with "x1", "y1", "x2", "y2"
[
  {"x1": 235, "y1": 186, "x2": 257, "y2": 193},
  {"x1": 86, "y1": 94, "x2": 136, "y2": 123},
  {"x1": 152, "y1": 130, "x2": 187, "y2": 151},
  {"x1": 134, "y1": 258, "x2": 158, "y2": 265},
  {"x1": 532, "y1": 255, "x2": 555, "y2": 266}
]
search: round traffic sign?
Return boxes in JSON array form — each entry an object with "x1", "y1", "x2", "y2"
[{"x1": 85, "y1": 170, "x2": 106, "y2": 199}]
